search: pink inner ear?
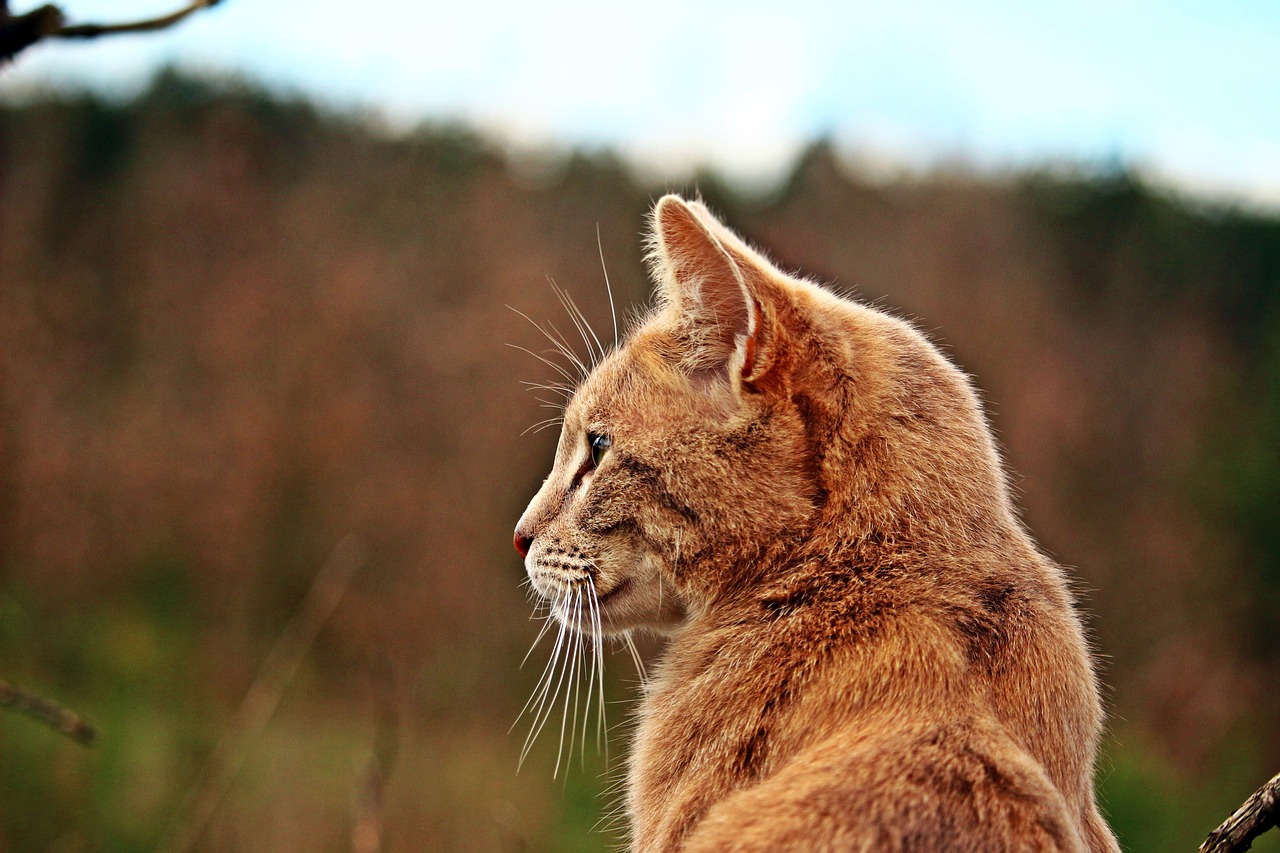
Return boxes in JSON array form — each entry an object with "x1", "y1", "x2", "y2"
[{"x1": 655, "y1": 199, "x2": 749, "y2": 343}]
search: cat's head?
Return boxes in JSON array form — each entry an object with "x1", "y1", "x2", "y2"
[{"x1": 515, "y1": 195, "x2": 1003, "y2": 635}]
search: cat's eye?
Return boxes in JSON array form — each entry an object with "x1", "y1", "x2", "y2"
[{"x1": 589, "y1": 432, "x2": 611, "y2": 468}]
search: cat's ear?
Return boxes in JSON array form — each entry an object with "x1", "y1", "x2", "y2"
[
  {"x1": 686, "y1": 200, "x2": 776, "y2": 276},
  {"x1": 648, "y1": 195, "x2": 774, "y2": 389}
]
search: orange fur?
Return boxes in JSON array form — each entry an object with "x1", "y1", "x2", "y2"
[{"x1": 516, "y1": 195, "x2": 1119, "y2": 852}]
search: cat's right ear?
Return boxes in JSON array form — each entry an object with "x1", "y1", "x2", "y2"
[{"x1": 648, "y1": 195, "x2": 774, "y2": 391}]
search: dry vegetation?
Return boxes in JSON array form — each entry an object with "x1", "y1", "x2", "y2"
[{"x1": 0, "y1": 73, "x2": 1278, "y2": 851}]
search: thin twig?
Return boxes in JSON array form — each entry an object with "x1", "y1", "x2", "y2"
[
  {"x1": 1200, "y1": 770, "x2": 1280, "y2": 853},
  {"x1": 156, "y1": 537, "x2": 366, "y2": 853},
  {"x1": 57, "y1": 0, "x2": 221, "y2": 39},
  {"x1": 0, "y1": 677, "x2": 96, "y2": 745},
  {"x1": 1, "y1": 0, "x2": 221, "y2": 64}
]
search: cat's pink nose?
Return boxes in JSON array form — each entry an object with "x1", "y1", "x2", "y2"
[{"x1": 514, "y1": 529, "x2": 533, "y2": 558}]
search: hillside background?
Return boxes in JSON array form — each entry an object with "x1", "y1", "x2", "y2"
[{"x1": 1, "y1": 74, "x2": 1278, "y2": 852}]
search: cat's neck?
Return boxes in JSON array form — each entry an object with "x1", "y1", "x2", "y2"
[{"x1": 670, "y1": 507, "x2": 1038, "y2": 634}]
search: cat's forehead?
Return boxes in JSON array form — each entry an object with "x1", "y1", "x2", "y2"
[
  {"x1": 563, "y1": 335, "x2": 686, "y2": 428},
  {"x1": 563, "y1": 350, "x2": 634, "y2": 425}
]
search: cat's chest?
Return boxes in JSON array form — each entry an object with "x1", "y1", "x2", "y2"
[
  {"x1": 627, "y1": 688, "x2": 744, "y2": 851},
  {"x1": 627, "y1": 637, "x2": 805, "y2": 842}
]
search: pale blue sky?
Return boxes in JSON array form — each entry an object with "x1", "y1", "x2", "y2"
[{"x1": 4, "y1": 0, "x2": 1279, "y2": 207}]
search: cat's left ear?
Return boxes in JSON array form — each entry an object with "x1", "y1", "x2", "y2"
[{"x1": 649, "y1": 195, "x2": 777, "y2": 391}]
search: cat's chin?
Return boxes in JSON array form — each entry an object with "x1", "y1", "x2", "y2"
[
  {"x1": 533, "y1": 574, "x2": 686, "y2": 637},
  {"x1": 594, "y1": 576, "x2": 632, "y2": 607},
  {"x1": 529, "y1": 571, "x2": 638, "y2": 635},
  {"x1": 595, "y1": 582, "x2": 689, "y2": 636}
]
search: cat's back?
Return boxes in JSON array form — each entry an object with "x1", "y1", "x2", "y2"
[
  {"x1": 629, "y1": 202, "x2": 1116, "y2": 852},
  {"x1": 630, "y1": 539, "x2": 1111, "y2": 852}
]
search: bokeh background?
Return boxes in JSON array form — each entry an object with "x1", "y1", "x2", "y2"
[{"x1": 2, "y1": 2, "x2": 1279, "y2": 851}]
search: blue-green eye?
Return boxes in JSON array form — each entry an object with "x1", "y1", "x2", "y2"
[{"x1": 589, "y1": 432, "x2": 611, "y2": 468}]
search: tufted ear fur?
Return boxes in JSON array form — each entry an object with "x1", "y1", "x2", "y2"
[{"x1": 648, "y1": 195, "x2": 776, "y2": 391}]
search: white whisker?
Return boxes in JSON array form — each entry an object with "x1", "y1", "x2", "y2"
[
  {"x1": 519, "y1": 608, "x2": 559, "y2": 669},
  {"x1": 506, "y1": 306, "x2": 590, "y2": 381},
  {"x1": 520, "y1": 596, "x2": 573, "y2": 765},
  {"x1": 573, "y1": 591, "x2": 589, "y2": 772},
  {"x1": 551, "y1": 279, "x2": 607, "y2": 369},
  {"x1": 519, "y1": 379, "x2": 574, "y2": 399},
  {"x1": 590, "y1": 584, "x2": 608, "y2": 760},
  {"x1": 541, "y1": 318, "x2": 591, "y2": 380},
  {"x1": 521, "y1": 415, "x2": 566, "y2": 437},
  {"x1": 597, "y1": 223, "x2": 619, "y2": 348},
  {"x1": 505, "y1": 340, "x2": 580, "y2": 387},
  {"x1": 550, "y1": 279, "x2": 600, "y2": 367},
  {"x1": 526, "y1": 608, "x2": 568, "y2": 710},
  {"x1": 624, "y1": 633, "x2": 647, "y2": 683},
  {"x1": 555, "y1": 587, "x2": 584, "y2": 778},
  {"x1": 516, "y1": 572, "x2": 617, "y2": 783},
  {"x1": 529, "y1": 419, "x2": 565, "y2": 435}
]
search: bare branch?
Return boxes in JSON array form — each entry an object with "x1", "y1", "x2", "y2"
[
  {"x1": 1, "y1": 0, "x2": 221, "y2": 65},
  {"x1": 0, "y1": 4, "x2": 64, "y2": 63},
  {"x1": 0, "y1": 677, "x2": 96, "y2": 745},
  {"x1": 1200, "y1": 770, "x2": 1280, "y2": 853},
  {"x1": 56, "y1": 0, "x2": 221, "y2": 40}
]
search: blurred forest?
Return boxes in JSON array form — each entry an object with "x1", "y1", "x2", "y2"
[{"x1": 1, "y1": 72, "x2": 1278, "y2": 852}]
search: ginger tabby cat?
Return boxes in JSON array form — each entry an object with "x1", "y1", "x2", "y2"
[{"x1": 515, "y1": 195, "x2": 1119, "y2": 852}]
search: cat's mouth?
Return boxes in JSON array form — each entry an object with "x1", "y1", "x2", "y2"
[
  {"x1": 529, "y1": 571, "x2": 630, "y2": 609},
  {"x1": 527, "y1": 568, "x2": 585, "y2": 601}
]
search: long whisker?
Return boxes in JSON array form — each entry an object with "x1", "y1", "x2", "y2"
[
  {"x1": 580, "y1": 586, "x2": 598, "y2": 772},
  {"x1": 590, "y1": 583, "x2": 608, "y2": 761},
  {"x1": 572, "y1": 590, "x2": 589, "y2": 773},
  {"x1": 624, "y1": 633, "x2": 647, "y2": 684},
  {"x1": 580, "y1": 559, "x2": 610, "y2": 763},
  {"x1": 505, "y1": 341, "x2": 580, "y2": 387},
  {"x1": 507, "y1": 306, "x2": 590, "y2": 381},
  {"x1": 521, "y1": 416, "x2": 565, "y2": 437},
  {"x1": 555, "y1": 587, "x2": 584, "y2": 778},
  {"x1": 519, "y1": 610, "x2": 559, "y2": 669},
  {"x1": 541, "y1": 318, "x2": 591, "y2": 380},
  {"x1": 549, "y1": 279, "x2": 600, "y2": 367},
  {"x1": 517, "y1": 574, "x2": 617, "y2": 781},
  {"x1": 551, "y1": 279, "x2": 607, "y2": 369},
  {"x1": 512, "y1": 638, "x2": 559, "y2": 738},
  {"x1": 520, "y1": 595, "x2": 572, "y2": 765},
  {"x1": 519, "y1": 599, "x2": 567, "y2": 712},
  {"x1": 581, "y1": 590, "x2": 599, "y2": 767},
  {"x1": 532, "y1": 417, "x2": 568, "y2": 432},
  {"x1": 597, "y1": 223, "x2": 619, "y2": 348},
  {"x1": 520, "y1": 379, "x2": 574, "y2": 396}
]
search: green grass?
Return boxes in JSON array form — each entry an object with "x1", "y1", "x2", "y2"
[
  {"x1": 1100, "y1": 728, "x2": 1280, "y2": 853},
  {"x1": 3, "y1": 584, "x2": 1277, "y2": 851}
]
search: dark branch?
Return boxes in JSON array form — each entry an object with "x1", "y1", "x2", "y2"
[
  {"x1": 1, "y1": 0, "x2": 220, "y2": 65},
  {"x1": 1200, "y1": 770, "x2": 1280, "y2": 853},
  {"x1": 0, "y1": 4, "x2": 64, "y2": 62},
  {"x1": 0, "y1": 677, "x2": 96, "y2": 745},
  {"x1": 56, "y1": 0, "x2": 221, "y2": 39}
]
